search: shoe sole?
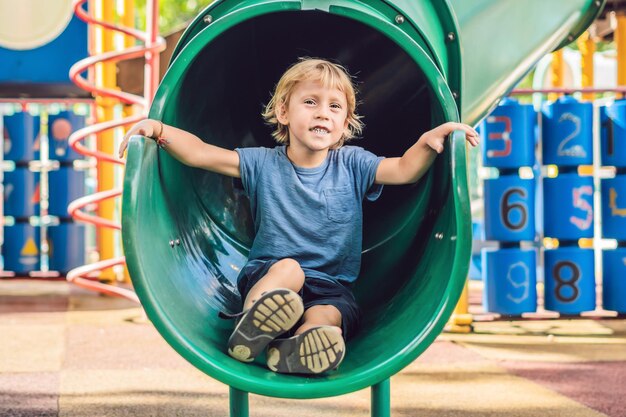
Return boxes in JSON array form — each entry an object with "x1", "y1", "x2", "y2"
[
  {"x1": 227, "y1": 288, "x2": 304, "y2": 362},
  {"x1": 266, "y1": 326, "x2": 345, "y2": 374}
]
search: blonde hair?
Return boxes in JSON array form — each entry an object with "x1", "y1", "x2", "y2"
[{"x1": 263, "y1": 58, "x2": 363, "y2": 148}]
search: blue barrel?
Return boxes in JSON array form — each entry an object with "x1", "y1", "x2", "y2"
[
  {"x1": 48, "y1": 223, "x2": 86, "y2": 273},
  {"x1": 534, "y1": 164, "x2": 544, "y2": 236},
  {"x1": 601, "y1": 176, "x2": 626, "y2": 240},
  {"x1": 3, "y1": 112, "x2": 40, "y2": 163},
  {"x1": 544, "y1": 247, "x2": 595, "y2": 314},
  {"x1": 603, "y1": 248, "x2": 626, "y2": 313},
  {"x1": 600, "y1": 101, "x2": 626, "y2": 168},
  {"x1": 48, "y1": 167, "x2": 85, "y2": 218},
  {"x1": 469, "y1": 221, "x2": 484, "y2": 280},
  {"x1": 2, "y1": 223, "x2": 40, "y2": 274},
  {"x1": 482, "y1": 248, "x2": 537, "y2": 314},
  {"x1": 3, "y1": 168, "x2": 38, "y2": 218},
  {"x1": 543, "y1": 174, "x2": 594, "y2": 239},
  {"x1": 484, "y1": 175, "x2": 535, "y2": 241},
  {"x1": 542, "y1": 96, "x2": 593, "y2": 167},
  {"x1": 48, "y1": 111, "x2": 86, "y2": 162},
  {"x1": 480, "y1": 98, "x2": 536, "y2": 168},
  {"x1": 469, "y1": 252, "x2": 482, "y2": 280}
]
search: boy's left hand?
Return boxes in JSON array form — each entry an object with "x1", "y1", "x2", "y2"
[{"x1": 420, "y1": 122, "x2": 480, "y2": 154}]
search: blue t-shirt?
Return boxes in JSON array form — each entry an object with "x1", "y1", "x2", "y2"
[{"x1": 235, "y1": 145, "x2": 384, "y2": 283}]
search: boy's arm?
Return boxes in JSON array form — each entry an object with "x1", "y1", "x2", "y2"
[
  {"x1": 375, "y1": 122, "x2": 479, "y2": 185},
  {"x1": 119, "y1": 119, "x2": 240, "y2": 178}
]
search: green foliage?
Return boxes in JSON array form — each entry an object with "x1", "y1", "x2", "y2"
[
  {"x1": 134, "y1": 0, "x2": 214, "y2": 34},
  {"x1": 568, "y1": 39, "x2": 614, "y2": 52},
  {"x1": 596, "y1": 40, "x2": 615, "y2": 52}
]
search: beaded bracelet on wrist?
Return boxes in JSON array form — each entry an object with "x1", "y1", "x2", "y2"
[{"x1": 154, "y1": 120, "x2": 170, "y2": 148}]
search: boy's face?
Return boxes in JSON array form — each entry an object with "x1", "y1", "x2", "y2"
[{"x1": 277, "y1": 79, "x2": 349, "y2": 153}]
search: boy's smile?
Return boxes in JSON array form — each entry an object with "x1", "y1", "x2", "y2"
[{"x1": 277, "y1": 79, "x2": 349, "y2": 167}]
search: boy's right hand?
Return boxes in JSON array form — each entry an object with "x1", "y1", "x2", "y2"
[{"x1": 118, "y1": 119, "x2": 161, "y2": 158}]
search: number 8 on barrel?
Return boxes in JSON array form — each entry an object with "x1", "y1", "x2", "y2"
[{"x1": 544, "y1": 247, "x2": 595, "y2": 314}]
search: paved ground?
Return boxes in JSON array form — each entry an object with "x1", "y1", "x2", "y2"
[{"x1": 0, "y1": 280, "x2": 624, "y2": 417}]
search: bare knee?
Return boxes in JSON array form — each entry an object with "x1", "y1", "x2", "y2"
[
  {"x1": 243, "y1": 259, "x2": 304, "y2": 310},
  {"x1": 268, "y1": 258, "x2": 305, "y2": 289}
]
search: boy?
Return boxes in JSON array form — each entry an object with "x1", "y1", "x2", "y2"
[{"x1": 119, "y1": 58, "x2": 479, "y2": 375}]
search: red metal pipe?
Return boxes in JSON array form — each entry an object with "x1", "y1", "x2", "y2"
[
  {"x1": 145, "y1": 0, "x2": 160, "y2": 102},
  {"x1": 67, "y1": 0, "x2": 165, "y2": 302},
  {"x1": 511, "y1": 87, "x2": 626, "y2": 95},
  {"x1": 66, "y1": 257, "x2": 139, "y2": 302},
  {"x1": 0, "y1": 99, "x2": 94, "y2": 104}
]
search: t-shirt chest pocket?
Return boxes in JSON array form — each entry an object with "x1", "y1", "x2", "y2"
[{"x1": 323, "y1": 186, "x2": 355, "y2": 223}]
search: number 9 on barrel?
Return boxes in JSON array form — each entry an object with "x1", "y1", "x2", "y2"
[{"x1": 482, "y1": 248, "x2": 537, "y2": 314}]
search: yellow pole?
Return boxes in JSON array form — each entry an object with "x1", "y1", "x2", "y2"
[
  {"x1": 122, "y1": 0, "x2": 135, "y2": 49},
  {"x1": 577, "y1": 31, "x2": 595, "y2": 101},
  {"x1": 577, "y1": 30, "x2": 596, "y2": 178},
  {"x1": 618, "y1": 13, "x2": 626, "y2": 96},
  {"x1": 447, "y1": 280, "x2": 473, "y2": 334},
  {"x1": 118, "y1": 0, "x2": 136, "y2": 282},
  {"x1": 549, "y1": 49, "x2": 564, "y2": 102},
  {"x1": 121, "y1": 0, "x2": 136, "y2": 149},
  {"x1": 94, "y1": 0, "x2": 118, "y2": 281}
]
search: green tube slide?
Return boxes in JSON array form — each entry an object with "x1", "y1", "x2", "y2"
[{"x1": 122, "y1": 0, "x2": 603, "y2": 400}]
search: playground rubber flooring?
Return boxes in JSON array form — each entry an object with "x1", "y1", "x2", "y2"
[{"x1": 0, "y1": 280, "x2": 624, "y2": 417}]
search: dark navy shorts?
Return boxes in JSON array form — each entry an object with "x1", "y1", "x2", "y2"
[{"x1": 237, "y1": 260, "x2": 362, "y2": 340}]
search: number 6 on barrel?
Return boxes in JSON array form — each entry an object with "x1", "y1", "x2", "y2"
[{"x1": 484, "y1": 176, "x2": 535, "y2": 242}]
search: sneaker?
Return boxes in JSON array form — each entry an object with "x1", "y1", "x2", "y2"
[
  {"x1": 266, "y1": 326, "x2": 345, "y2": 374},
  {"x1": 226, "y1": 288, "x2": 304, "y2": 363}
]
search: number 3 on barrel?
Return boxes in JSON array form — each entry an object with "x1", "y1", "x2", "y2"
[{"x1": 487, "y1": 116, "x2": 512, "y2": 158}]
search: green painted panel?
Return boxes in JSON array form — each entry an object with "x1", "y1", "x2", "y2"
[
  {"x1": 122, "y1": 0, "x2": 601, "y2": 400},
  {"x1": 449, "y1": 0, "x2": 605, "y2": 125}
]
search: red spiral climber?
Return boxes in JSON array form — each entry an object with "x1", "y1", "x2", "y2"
[{"x1": 66, "y1": 0, "x2": 165, "y2": 301}]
